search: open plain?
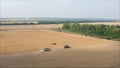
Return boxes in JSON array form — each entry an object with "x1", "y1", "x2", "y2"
[{"x1": 0, "y1": 22, "x2": 120, "y2": 67}]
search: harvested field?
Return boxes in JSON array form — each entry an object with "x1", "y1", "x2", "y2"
[
  {"x1": 0, "y1": 24, "x2": 63, "y2": 31},
  {"x1": 0, "y1": 23, "x2": 120, "y2": 67}
]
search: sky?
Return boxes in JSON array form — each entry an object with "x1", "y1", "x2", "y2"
[{"x1": 0, "y1": 0, "x2": 119, "y2": 19}]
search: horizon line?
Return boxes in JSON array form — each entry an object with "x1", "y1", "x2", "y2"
[{"x1": 0, "y1": 17, "x2": 119, "y2": 20}]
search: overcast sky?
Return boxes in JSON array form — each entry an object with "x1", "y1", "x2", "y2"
[{"x1": 0, "y1": 0, "x2": 119, "y2": 19}]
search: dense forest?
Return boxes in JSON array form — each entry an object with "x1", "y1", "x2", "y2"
[{"x1": 62, "y1": 23, "x2": 120, "y2": 40}]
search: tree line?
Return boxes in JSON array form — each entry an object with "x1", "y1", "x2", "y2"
[
  {"x1": 62, "y1": 23, "x2": 120, "y2": 40},
  {"x1": 0, "y1": 19, "x2": 116, "y2": 25},
  {"x1": 38, "y1": 20, "x2": 115, "y2": 24}
]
